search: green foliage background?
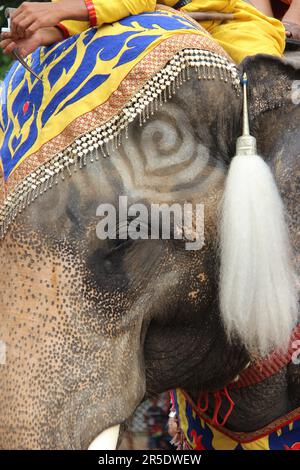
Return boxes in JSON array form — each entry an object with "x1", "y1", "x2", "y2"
[{"x1": 0, "y1": 1, "x2": 23, "y2": 79}]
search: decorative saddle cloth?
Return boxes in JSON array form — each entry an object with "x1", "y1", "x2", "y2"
[
  {"x1": 171, "y1": 323, "x2": 300, "y2": 451},
  {"x1": 0, "y1": 7, "x2": 239, "y2": 238},
  {"x1": 172, "y1": 389, "x2": 300, "y2": 450}
]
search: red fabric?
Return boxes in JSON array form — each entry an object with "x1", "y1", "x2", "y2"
[
  {"x1": 196, "y1": 387, "x2": 235, "y2": 427},
  {"x1": 197, "y1": 393, "x2": 209, "y2": 413},
  {"x1": 271, "y1": 0, "x2": 290, "y2": 19},
  {"x1": 211, "y1": 387, "x2": 235, "y2": 427},
  {"x1": 22, "y1": 101, "x2": 29, "y2": 115},
  {"x1": 85, "y1": 0, "x2": 97, "y2": 27}
]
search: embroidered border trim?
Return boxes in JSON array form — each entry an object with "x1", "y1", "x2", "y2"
[
  {"x1": 0, "y1": 48, "x2": 240, "y2": 239},
  {"x1": 1, "y1": 32, "x2": 231, "y2": 204},
  {"x1": 180, "y1": 389, "x2": 300, "y2": 445}
]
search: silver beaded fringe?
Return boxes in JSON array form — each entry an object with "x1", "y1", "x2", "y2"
[{"x1": 0, "y1": 49, "x2": 240, "y2": 239}]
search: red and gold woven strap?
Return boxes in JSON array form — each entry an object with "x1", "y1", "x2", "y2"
[{"x1": 231, "y1": 323, "x2": 300, "y2": 389}]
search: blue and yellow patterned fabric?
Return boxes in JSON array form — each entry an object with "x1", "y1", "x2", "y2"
[
  {"x1": 173, "y1": 389, "x2": 300, "y2": 450},
  {"x1": 0, "y1": 6, "x2": 233, "y2": 237},
  {"x1": 0, "y1": 9, "x2": 211, "y2": 182}
]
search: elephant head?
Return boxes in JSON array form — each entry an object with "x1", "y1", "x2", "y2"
[{"x1": 0, "y1": 53, "x2": 299, "y2": 449}]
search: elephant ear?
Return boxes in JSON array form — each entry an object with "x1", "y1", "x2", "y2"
[
  {"x1": 241, "y1": 54, "x2": 300, "y2": 159},
  {"x1": 218, "y1": 55, "x2": 299, "y2": 357}
]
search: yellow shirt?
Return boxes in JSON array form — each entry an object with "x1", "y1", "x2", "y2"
[
  {"x1": 54, "y1": 1, "x2": 177, "y2": 36},
  {"x1": 52, "y1": 0, "x2": 285, "y2": 65},
  {"x1": 53, "y1": 1, "x2": 239, "y2": 36}
]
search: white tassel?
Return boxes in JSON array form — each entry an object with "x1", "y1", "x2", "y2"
[{"x1": 219, "y1": 74, "x2": 298, "y2": 356}]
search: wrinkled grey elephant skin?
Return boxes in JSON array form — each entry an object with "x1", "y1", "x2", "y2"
[{"x1": 0, "y1": 55, "x2": 299, "y2": 449}]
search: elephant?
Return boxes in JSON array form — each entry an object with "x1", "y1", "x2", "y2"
[{"x1": 0, "y1": 11, "x2": 299, "y2": 450}]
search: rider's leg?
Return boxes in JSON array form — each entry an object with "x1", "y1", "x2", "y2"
[{"x1": 206, "y1": 0, "x2": 285, "y2": 63}]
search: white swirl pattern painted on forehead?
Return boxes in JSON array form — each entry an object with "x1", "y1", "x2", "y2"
[{"x1": 108, "y1": 102, "x2": 225, "y2": 200}]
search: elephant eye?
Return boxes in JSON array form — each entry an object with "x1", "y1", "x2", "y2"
[
  {"x1": 105, "y1": 215, "x2": 153, "y2": 257},
  {"x1": 105, "y1": 237, "x2": 133, "y2": 257}
]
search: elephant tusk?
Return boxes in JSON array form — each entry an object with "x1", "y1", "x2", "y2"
[{"x1": 88, "y1": 424, "x2": 120, "y2": 450}]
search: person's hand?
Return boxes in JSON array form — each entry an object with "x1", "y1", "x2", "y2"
[
  {"x1": 8, "y1": 1, "x2": 89, "y2": 40},
  {"x1": 283, "y1": 21, "x2": 300, "y2": 41},
  {"x1": 0, "y1": 28, "x2": 64, "y2": 58},
  {"x1": 9, "y1": 2, "x2": 65, "y2": 39},
  {"x1": 0, "y1": 30, "x2": 43, "y2": 57}
]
